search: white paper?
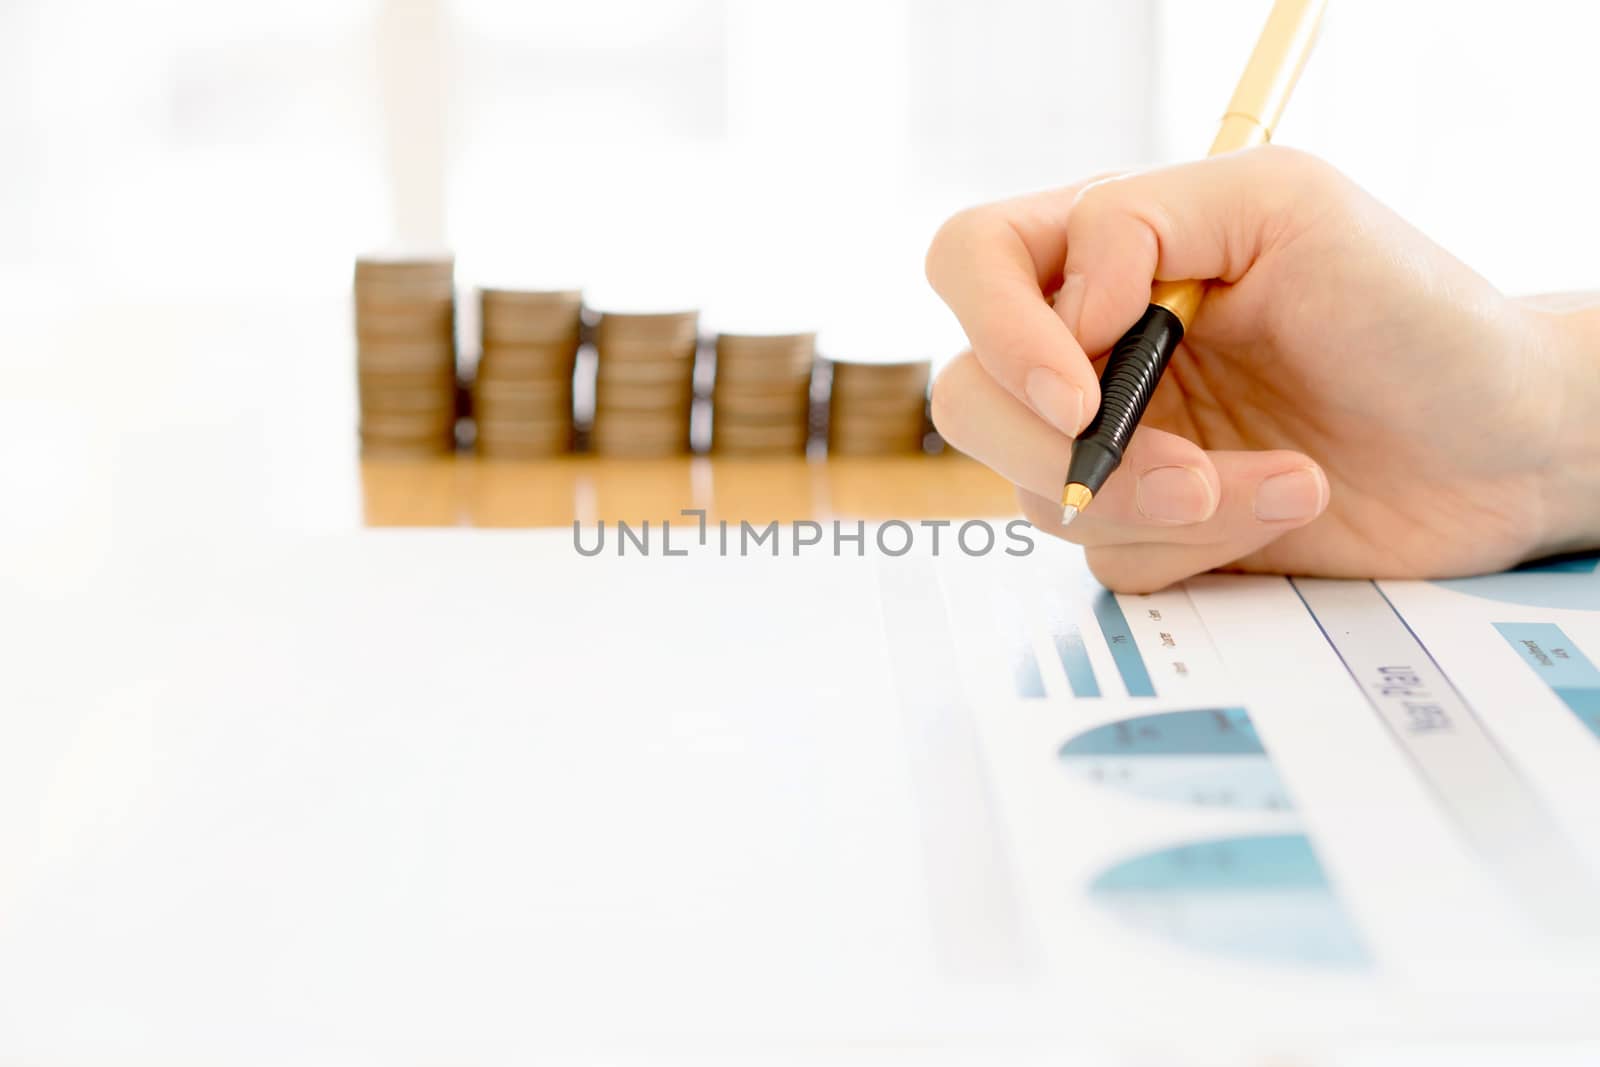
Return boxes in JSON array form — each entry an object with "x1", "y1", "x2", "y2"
[{"x1": 4, "y1": 527, "x2": 1599, "y2": 1062}]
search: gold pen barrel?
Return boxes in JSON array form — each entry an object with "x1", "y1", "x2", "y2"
[
  {"x1": 1149, "y1": 0, "x2": 1326, "y2": 330},
  {"x1": 1213, "y1": 0, "x2": 1327, "y2": 152}
]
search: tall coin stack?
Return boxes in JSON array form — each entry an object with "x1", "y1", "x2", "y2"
[
  {"x1": 475, "y1": 288, "x2": 582, "y2": 457},
  {"x1": 590, "y1": 310, "x2": 699, "y2": 457},
  {"x1": 825, "y1": 358, "x2": 932, "y2": 456},
  {"x1": 353, "y1": 253, "x2": 458, "y2": 457},
  {"x1": 710, "y1": 332, "x2": 815, "y2": 455}
]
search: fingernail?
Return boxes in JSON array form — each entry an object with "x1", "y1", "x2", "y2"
[
  {"x1": 1055, "y1": 273, "x2": 1088, "y2": 338},
  {"x1": 1024, "y1": 367, "x2": 1084, "y2": 436},
  {"x1": 1254, "y1": 468, "x2": 1323, "y2": 522},
  {"x1": 1136, "y1": 465, "x2": 1215, "y2": 524}
]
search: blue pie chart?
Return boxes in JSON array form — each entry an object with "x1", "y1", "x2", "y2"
[
  {"x1": 1089, "y1": 834, "x2": 1368, "y2": 970},
  {"x1": 1433, "y1": 553, "x2": 1600, "y2": 611},
  {"x1": 1058, "y1": 708, "x2": 1292, "y2": 810}
]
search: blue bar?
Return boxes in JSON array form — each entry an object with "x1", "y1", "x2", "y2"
[
  {"x1": 1093, "y1": 591, "x2": 1155, "y2": 697},
  {"x1": 1013, "y1": 646, "x2": 1046, "y2": 700},
  {"x1": 1555, "y1": 688, "x2": 1600, "y2": 737},
  {"x1": 1052, "y1": 626, "x2": 1101, "y2": 698},
  {"x1": 1493, "y1": 622, "x2": 1600, "y2": 741}
]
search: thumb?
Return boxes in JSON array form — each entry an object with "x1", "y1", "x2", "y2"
[{"x1": 1062, "y1": 145, "x2": 1336, "y2": 356}]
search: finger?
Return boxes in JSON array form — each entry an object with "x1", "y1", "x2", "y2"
[
  {"x1": 1061, "y1": 146, "x2": 1337, "y2": 356},
  {"x1": 924, "y1": 178, "x2": 1121, "y2": 437},
  {"x1": 932, "y1": 349, "x2": 1220, "y2": 527},
  {"x1": 932, "y1": 349, "x2": 1329, "y2": 552},
  {"x1": 1019, "y1": 447, "x2": 1327, "y2": 550}
]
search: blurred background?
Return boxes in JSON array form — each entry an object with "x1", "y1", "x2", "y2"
[
  {"x1": 2, "y1": 0, "x2": 1599, "y2": 532},
  {"x1": 7, "y1": 0, "x2": 1600, "y2": 304}
]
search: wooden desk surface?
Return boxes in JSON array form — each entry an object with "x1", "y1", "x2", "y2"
[{"x1": 360, "y1": 453, "x2": 1018, "y2": 527}]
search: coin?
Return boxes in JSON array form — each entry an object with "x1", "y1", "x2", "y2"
[
  {"x1": 713, "y1": 419, "x2": 810, "y2": 452},
  {"x1": 597, "y1": 375, "x2": 693, "y2": 406},
  {"x1": 714, "y1": 332, "x2": 816, "y2": 384},
  {"x1": 480, "y1": 288, "x2": 583, "y2": 346},
  {"x1": 354, "y1": 252, "x2": 454, "y2": 286},
  {"x1": 595, "y1": 310, "x2": 699, "y2": 347},
  {"x1": 828, "y1": 358, "x2": 931, "y2": 393},
  {"x1": 477, "y1": 342, "x2": 579, "y2": 379},
  {"x1": 353, "y1": 252, "x2": 460, "y2": 458},
  {"x1": 358, "y1": 339, "x2": 456, "y2": 374}
]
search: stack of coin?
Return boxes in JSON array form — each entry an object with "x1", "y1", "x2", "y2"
[
  {"x1": 710, "y1": 332, "x2": 815, "y2": 455},
  {"x1": 474, "y1": 288, "x2": 582, "y2": 457},
  {"x1": 353, "y1": 253, "x2": 458, "y2": 457},
  {"x1": 826, "y1": 358, "x2": 932, "y2": 455},
  {"x1": 590, "y1": 310, "x2": 699, "y2": 457}
]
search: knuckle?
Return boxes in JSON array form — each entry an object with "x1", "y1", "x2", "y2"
[
  {"x1": 1067, "y1": 176, "x2": 1122, "y2": 220},
  {"x1": 1252, "y1": 144, "x2": 1340, "y2": 188},
  {"x1": 1064, "y1": 175, "x2": 1160, "y2": 264}
]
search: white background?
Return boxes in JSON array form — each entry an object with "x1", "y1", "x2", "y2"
[{"x1": 4, "y1": 0, "x2": 1598, "y2": 353}]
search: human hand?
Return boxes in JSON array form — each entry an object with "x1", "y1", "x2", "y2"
[{"x1": 925, "y1": 146, "x2": 1600, "y2": 592}]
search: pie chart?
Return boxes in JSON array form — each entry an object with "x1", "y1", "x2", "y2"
[
  {"x1": 1058, "y1": 707, "x2": 1291, "y2": 810},
  {"x1": 1433, "y1": 552, "x2": 1600, "y2": 611},
  {"x1": 1088, "y1": 833, "x2": 1368, "y2": 969}
]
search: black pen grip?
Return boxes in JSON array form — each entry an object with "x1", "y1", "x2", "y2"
[{"x1": 1064, "y1": 303, "x2": 1186, "y2": 495}]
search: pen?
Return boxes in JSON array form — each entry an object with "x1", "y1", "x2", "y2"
[{"x1": 1060, "y1": 0, "x2": 1328, "y2": 524}]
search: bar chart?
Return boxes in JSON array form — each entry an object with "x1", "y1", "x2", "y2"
[{"x1": 1493, "y1": 622, "x2": 1600, "y2": 741}]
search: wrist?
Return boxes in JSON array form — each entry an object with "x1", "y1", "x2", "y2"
[{"x1": 1521, "y1": 294, "x2": 1600, "y2": 558}]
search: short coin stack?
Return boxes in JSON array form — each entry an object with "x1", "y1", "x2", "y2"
[
  {"x1": 710, "y1": 332, "x2": 815, "y2": 455},
  {"x1": 353, "y1": 253, "x2": 458, "y2": 457},
  {"x1": 475, "y1": 288, "x2": 582, "y2": 457},
  {"x1": 590, "y1": 310, "x2": 699, "y2": 457},
  {"x1": 826, "y1": 358, "x2": 932, "y2": 455}
]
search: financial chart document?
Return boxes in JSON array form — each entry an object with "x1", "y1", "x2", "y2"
[{"x1": 925, "y1": 536, "x2": 1600, "y2": 1040}]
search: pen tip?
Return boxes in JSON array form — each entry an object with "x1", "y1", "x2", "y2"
[{"x1": 1059, "y1": 482, "x2": 1093, "y2": 524}]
